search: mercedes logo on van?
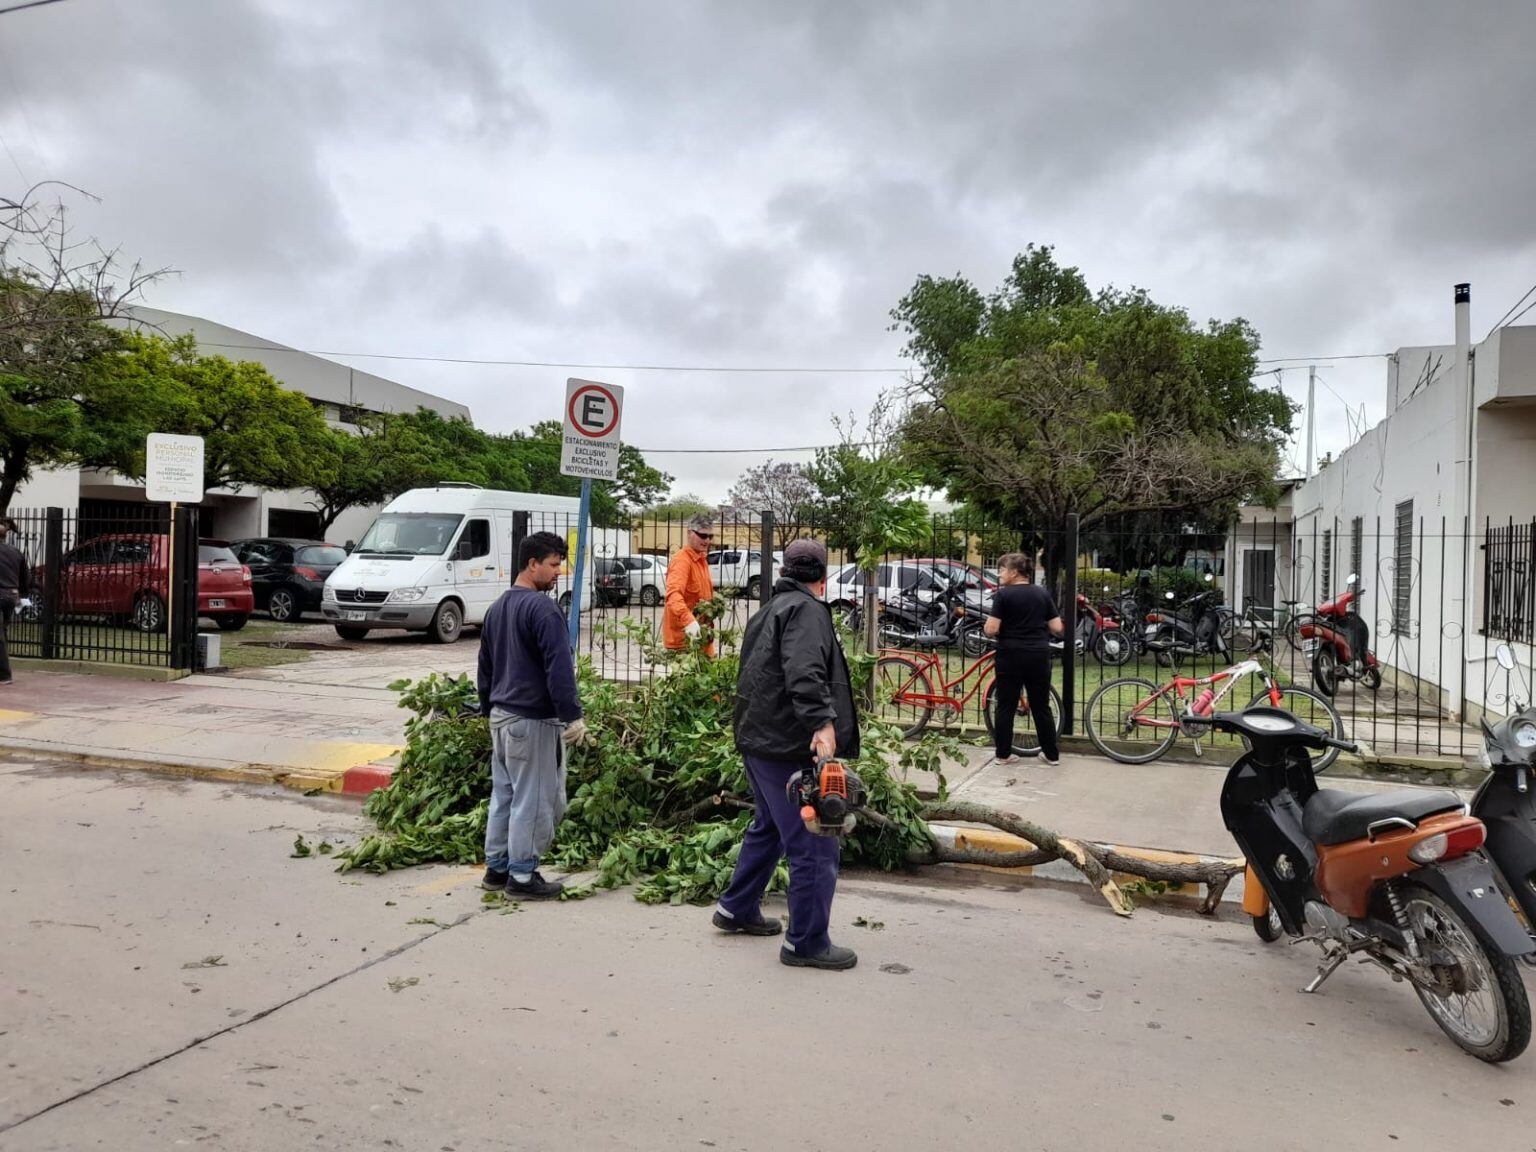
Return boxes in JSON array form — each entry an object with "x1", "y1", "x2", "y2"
[{"x1": 354, "y1": 587, "x2": 368, "y2": 603}]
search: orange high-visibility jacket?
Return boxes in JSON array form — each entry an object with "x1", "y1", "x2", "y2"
[{"x1": 663, "y1": 546, "x2": 715, "y2": 650}]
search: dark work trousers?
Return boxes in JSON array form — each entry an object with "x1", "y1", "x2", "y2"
[
  {"x1": 0, "y1": 601, "x2": 12, "y2": 683},
  {"x1": 718, "y1": 754, "x2": 840, "y2": 957},
  {"x1": 992, "y1": 648, "x2": 1059, "y2": 760}
]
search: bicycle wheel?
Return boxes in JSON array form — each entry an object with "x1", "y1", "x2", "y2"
[
  {"x1": 983, "y1": 678, "x2": 1062, "y2": 757},
  {"x1": 1246, "y1": 683, "x2": 1345, "y2": 772},
  {"x1": 1284, "y1": 612, "x2": 1315, "y2": 651},
  {"x1": 1084, "y1": 676, "x2": 1180, "y2": 764},
  {"x1": 871, "y1": 655, "x2": 935, "y2": 738}
]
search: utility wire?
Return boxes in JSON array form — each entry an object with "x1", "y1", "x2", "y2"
[
  {"x1": 1504, "y1": 294, "x2": 1536, "y2": 330},
  {"x1": 196, "y1": 341, "x2": 906, "y2": 374},
  {"x1": 0, "y1": 0, "x2": 70, "y2": 14},
  {"x1": 1485, "y1": 282, "x2": 1536, "y2": 340}
]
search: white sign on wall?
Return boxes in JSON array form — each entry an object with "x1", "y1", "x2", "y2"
[
  {"x1": 145, "y1": 433, "x2": 205, "y2": 503},
  {"x1": 559, "y1": 378, "x2": 624, "y2": 482}
]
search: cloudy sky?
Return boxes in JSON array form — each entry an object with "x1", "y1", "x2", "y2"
[{"x1": 3, "y1": 0, "x2": 1533, "y2": 502}]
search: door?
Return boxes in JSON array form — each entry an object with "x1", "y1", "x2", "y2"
[
  {"x1": 106, "y1": 538, "x2": 156, "y2": 616},
  {"x1": 452, "y1": 517, "x2": 498, "y2": 622},
  {"x1": 239, "y1": 541, "x2": 285, "y2": 608},
  {"x1": 1240, "y1": 548, "x2": 1276, "y2": 614},
  {"x1": 62, "y1": 539, "x2": 113, "y2": 613}
]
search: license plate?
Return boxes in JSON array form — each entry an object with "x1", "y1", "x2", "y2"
[
  {"x1": 345, "y1": 610, "x2": 367, "y2": 621},
  {"x1": 1303, "y1": 639, "x2": 1319, "y2": 656},
  {"x1": 209, "y1": 599, "x2": 226, "y2": 608}
]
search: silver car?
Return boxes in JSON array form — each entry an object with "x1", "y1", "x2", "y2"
[{"x1": 616, "y1": 554, "x2": 669, "y2": 607}]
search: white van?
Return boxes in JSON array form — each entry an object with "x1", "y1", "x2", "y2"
[{"x1": 322, "y1": 485, "x2": 580, "y2": 643}]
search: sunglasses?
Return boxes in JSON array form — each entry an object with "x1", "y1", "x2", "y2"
[{"x1": 692, "y1": 529, "x2": 713, "y2": 540}]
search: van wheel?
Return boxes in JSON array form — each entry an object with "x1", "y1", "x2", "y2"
[
  {"x1": 430, "y1": 600, "x2": 463, "y2": 644},
  {"x1": 558, "y1": 592, "x2": 572, "y2": 615},
  {"x1": 745, "y1": 576, "x2": 762, "y2": 600},
  {"x1": 335, "y1": 626, "x2": 369, "y2": 641}
]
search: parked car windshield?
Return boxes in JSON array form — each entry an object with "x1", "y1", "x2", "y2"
[
  {"x1": 199, "y1": 545, "x2": 239, "y2": 564},
  {"x1": 296, "y1": 545, "x2": 348, "y2": 566},
  {"x1": 354, "y1": 513, "x2": 464, "y2": 556}
]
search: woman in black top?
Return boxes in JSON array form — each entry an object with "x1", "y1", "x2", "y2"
[{"x1": 983, "y1": 552, "x2": 1064, "y2": 763}]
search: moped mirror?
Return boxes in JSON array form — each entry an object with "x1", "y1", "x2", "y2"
[
  {"x1": 1347, "y1": 573, "x2": 1359, "y2": 585},
  {"x1": 1164, "y1": 590, "x2": 1175, "y2": 600},
  {"x1": 1102, "y1": 584, "x2": 1110, "y2": 593},
  {"x1": 1203, "y1": 572, "x2": 1215, "y2": 584},
  {"x1": 1497, "y1": 643, "x2": 1517, "y2": 672}
]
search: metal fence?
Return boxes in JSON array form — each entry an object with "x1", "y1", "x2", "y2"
[
  {"x1": 546, "y1": 508, "x2": 1527, "y2": 762},
  {"x1": 6, "y1": 504, "x2": 201, "y2": 669}
]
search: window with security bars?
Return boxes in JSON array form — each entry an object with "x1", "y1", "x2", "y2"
[
  {"x1": 1350, "y1": 517, "x2": 1363, "y2": 583},
  {"x1": 1393, "y1": 500, "x2": 1413, "y2": 635},
  {"x1": 1320, "y1": 529, "x2": 1332, "y2": 601}
]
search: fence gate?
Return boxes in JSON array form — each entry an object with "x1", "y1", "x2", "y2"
[{"x1": 7, "y1": 504, "x2": 201, "y2": 670}]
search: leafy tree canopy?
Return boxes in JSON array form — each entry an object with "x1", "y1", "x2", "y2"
[{"x1": 891, "y1": 245, "x2": 1295, "y2": 537}]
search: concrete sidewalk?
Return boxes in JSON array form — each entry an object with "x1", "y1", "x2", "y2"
[{"x1": 0, "y1": 671, "x2": 405, "y2": 794}]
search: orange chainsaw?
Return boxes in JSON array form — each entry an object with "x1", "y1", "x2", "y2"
[{"x1": 788, "y1": 757, "x2": 867, "y2": 837}]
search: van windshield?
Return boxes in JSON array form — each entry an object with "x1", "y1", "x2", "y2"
[{"x1": 355, "y1": 513, "x2": 464, "y2": 557}]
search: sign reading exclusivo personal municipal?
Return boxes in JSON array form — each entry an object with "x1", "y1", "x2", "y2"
[{"x1": 558, "y1": 378, "x2": 625, "y2": 482}]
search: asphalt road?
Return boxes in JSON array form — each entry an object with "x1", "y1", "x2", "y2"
[{"x1": 3, "y1": 753, "x2": 1533, "y2": 1152}]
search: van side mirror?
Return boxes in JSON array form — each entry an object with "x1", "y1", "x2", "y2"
[
  {"x1": 1497, "y1": 644, "x2": 1517, "y2": 671},
  {"x1": 455, "y1": 539, "x2": 475, "y2": 561}
]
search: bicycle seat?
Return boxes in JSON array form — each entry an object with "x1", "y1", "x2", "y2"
[{"x1": 1282, "y1": 600, "x2": 1306, "y2": 607}]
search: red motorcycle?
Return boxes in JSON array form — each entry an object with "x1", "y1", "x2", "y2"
[
  {"x1": 1075, "y1": 591, "x2": 1131, "y2": 666},
  {"x1": 1304, "y1": 574, "x2": 1382, "y2": 697}
]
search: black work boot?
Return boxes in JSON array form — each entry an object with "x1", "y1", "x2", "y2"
[
  {"x1": 712, "y1": 909, "x2": 783, "y2": 936},
  {"x1": 779, "y1": 944, "x2": 858, "y2": 970},
  {"x1": 505, "y1": 871, "x2": 564, "y2": 900},
  {"x1": 482, "y1": 868, "x2": 509, "y2": 890}
]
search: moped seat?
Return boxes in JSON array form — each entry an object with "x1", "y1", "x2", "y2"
[{"x1": 1301, "y1": 788, "x2": 1464, "y2": 846}]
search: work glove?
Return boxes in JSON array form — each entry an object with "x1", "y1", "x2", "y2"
[
  {"x1": 561, "y1": 718, "x2": 590, "y2": 747},
  {"x1": 684, "y1": 620, "x2": 702, "y2": 640},
  {"x1": 17, "y1": 598, "x2": 31, "y2": 610}
]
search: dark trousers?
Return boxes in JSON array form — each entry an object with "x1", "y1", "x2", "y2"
[
  {"x1": 0, "y1": 602, "x2": 11, "y2": 682},
  {"x1": 719, "y1": 754, "x2": 840, "y2": 956},
  {"x1": 993, "y1": 648, "x2": 1058, "y2": 759}
]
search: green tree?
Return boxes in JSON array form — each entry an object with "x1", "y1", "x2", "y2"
[
  {"x1": 0, "y1": 191, "x2": 165, "y2": 512},
  {"x1": 805, "y1": 406, "x2": 929, "y2": 570},
  {"x1": 306, "y1": 412, "x2": 446, "y2": 533},
  {"x1": 642, "y1": 492, "x2": 712, "y2": 520},
  {"x1": 892, "y1": 245, "x2": 1294, "y2": 580},
  {"x1": 106, "y1": 333, "x2": 335, "y2": 496}
]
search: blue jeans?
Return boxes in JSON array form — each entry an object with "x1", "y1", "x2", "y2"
[
  {"x1": 484, "y1": 711, "x2": 567, "y2": 876},
  {"x1": 718, "y1": 754, "x2": 841, "y2": 956}
]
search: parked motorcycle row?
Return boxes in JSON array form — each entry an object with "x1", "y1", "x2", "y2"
[{"x1": 863, "y1": 565, "x2": 1536, "y2": 1064}]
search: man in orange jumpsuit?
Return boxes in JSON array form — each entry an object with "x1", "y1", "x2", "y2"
[{"x1": 664, "y1": 513, "x2": 716, "y2": 654}]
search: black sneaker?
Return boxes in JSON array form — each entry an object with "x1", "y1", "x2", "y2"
[
  {"x1": 505, "y1": 871, "x2": 564, "y2": 900},
  {"x1": 712, "y1": 909, "x2": 783, "y2": 937},
  {"x1": 779, "y1": 944, "x2": 858, "y2": 970},
  {"x1": 481, "y1": 868, "x2": 509, "y2": 890}
]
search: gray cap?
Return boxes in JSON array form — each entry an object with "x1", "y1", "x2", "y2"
[{"x1": 782, "y1": 537, "x2": 828, "y2": 578}]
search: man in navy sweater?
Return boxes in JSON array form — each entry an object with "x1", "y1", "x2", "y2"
[{"x1": 478, "y1": 531, "x2": 586, "y2": 899}]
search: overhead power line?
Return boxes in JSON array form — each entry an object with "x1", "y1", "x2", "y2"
[
  {"x1": 198, "y1": 339, "x2": 1395, "y2": 376},
  {"x1": 197, "y1": 341, "x2": 906, "y2": 375},
  {"x1": 0, "y1": 0, "x2": 71, "y2": 14},
  {"x1": 1485, "y1": 282, "x2": 1536, "y2": 341}
]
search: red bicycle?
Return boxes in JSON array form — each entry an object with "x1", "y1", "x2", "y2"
[{"x1": 870, "y1": 647, "x2": 1063, "y2": 756}]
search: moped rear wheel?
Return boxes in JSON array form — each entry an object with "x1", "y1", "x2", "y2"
[
  {"x1": 1093, "y1": 629, "x2": 1132, "y2": 667},
  {"x1": 1363, "y1": 665, "x2": 1382, "y2": 691},
  {"x1": 1402, "y1": 887, "x2": 1531, "y2": 1063}
]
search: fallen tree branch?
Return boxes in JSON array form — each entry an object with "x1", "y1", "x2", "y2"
[{"x1": 920, "y1": 801, "x2": 1133, "y2": 916}]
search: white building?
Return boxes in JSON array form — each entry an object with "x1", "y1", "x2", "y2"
[
  {"x1": 1286, "y1": 285, "x2": 1536, "y2": 718},
  {"x1": 11, "y1": 308, "x2": 472, "y2": 545}
]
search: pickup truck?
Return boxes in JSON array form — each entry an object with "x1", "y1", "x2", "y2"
[{"x1": 706, "y1": 548, "x2": 783, "y2": 598}]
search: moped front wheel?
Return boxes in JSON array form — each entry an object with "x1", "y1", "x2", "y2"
[
  {"x1": 1253, "y1": 907, "x2": 1283, "y2": 943},
  {"x1": 1311, "y1": 646, "x2": 1339, "y2": 697},
  {"x1": 1403, "y1": 887, "x2": 1532, "y2": 1063},
  {"x1": 1093, "y1": 629, "x2": 1132, "y2": 667}
]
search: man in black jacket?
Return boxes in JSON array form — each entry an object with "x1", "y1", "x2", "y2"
[{"x1": 712, "y1": 537, "x2": 860, "y2": 970}]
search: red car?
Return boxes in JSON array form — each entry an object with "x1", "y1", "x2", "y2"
[{"x1": 38, "y1": 535, "x2": 254, "y2": 633}]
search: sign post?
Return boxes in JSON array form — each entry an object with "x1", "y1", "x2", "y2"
[
  {"x1": 559, "y1": 379, "x2": 625, "y2": 651},
  {"x1": 146, "y1": 433, "x2": 205, "y2": 665}
]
